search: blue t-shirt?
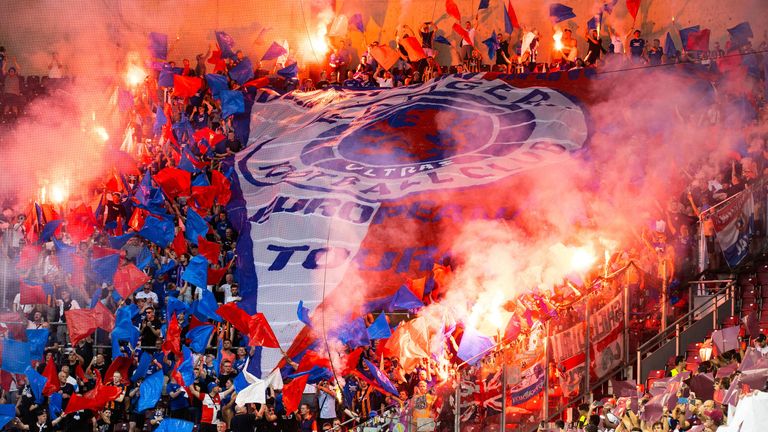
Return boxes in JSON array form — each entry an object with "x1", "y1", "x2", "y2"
[
  {"x1": 629, "y1": 38, "x2": 645, "y2": 57},
  {"x1": 167, "y1": 383, "x2": 190, "y2": 410}
]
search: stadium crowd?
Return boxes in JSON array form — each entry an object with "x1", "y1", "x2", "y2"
[{"x1": 0, "y1": 11, "x2": 767, "y2": 432}]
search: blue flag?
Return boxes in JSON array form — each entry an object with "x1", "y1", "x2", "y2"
[
  {"x1": 136, "y1": 246, "x2": 152, "y2": 270},
  {"x1": 24, "y1": 366, "x2": 46, "y2": 403},
  {"x1": 482, "y1": 31, "x2": 499, "y2": 60},
  {"x1": 602, "y1": 0, "x2": 619, "y2": 13},
  {"x1": 435, "y1": 35, "x2": 452, "y2": 45},
  {"x1": 220, "y1": 90, "x2": 245, "y2": 119},
  {"x1": 149, "y1": 32, "x2": 169, "y2": 59},
  {"x1": 158, "y1": 69, "x2": 175, "y2": 87},
  {"x1": 457, "y1": 326, "x2": 494, "y2": 365},
  {"x1": 153, "y1": 105, "x2": 168, "y2": 136},
  {"x1": 132, "y1": 352, "x2": 153, "y2": 382},
  {"x1": 140, "y1": 215, "x2": 175, "y2": 248},
  {"x1": 206, "y1": 73, "x2": 229, "y2": 97},
  {"x1": 155, "y1": 418, "x2": 195, "y2": 432},
  {"x1": 109, "y1": 233, "x2": 136, "y2": 250},
  {"x1": 287, "y1": 365, "x2": 333, "y2": 384},
  {"x1": 1, "y1": 339, "x2": 30, "y2": 374},
  {"x1": 478, "y1": 0, "x2": 490, "y2": 10},
  {"x1": 367, "y1": 313, "x2": 391, "y2": 340},
  {"x1": 26, "y1": 329, "x2": 49, "y2": 361},
  {"x1": 49, "y1": 393, "x2": 63, "y2": 419},
  {"x1": 388, "y1": 286, "x2": 424, "y2": 311},
  {"x1": 111, "y1": 306, "x2": 140, "y2": 359},
  {"x1": 229, "y1": 58, "x2": 254, "y2": 85},
  {"x1": 261, "y1": 42, "x2": 288, "y2": 61},
  {"x1": 177, "y1": 347, "x2": 195, "y2": 386},
  {"x1": 728, "y1": 22, "x2": 753, "y2": 49},
  {"x1": 549, "y1": 3, "x2": 576, "y2": 23},
  {"x1": 336, "y1": 317, "x2": 370, "y2": 349},
  {"x1": 166, "y1": 296, "x2": 189, "y2": 322},
  {"x1": 185, "y1": 207, "x2": 209, "y2": 245},
  {"x1": 277, "y1": 63, "x2": 298, "y2": 79},
  {"x1": 212, "y1": 340, "x2": 223, "y2": 376},
  {"x1": 216, "y1": 31, "x2": 237, "y2": 59},
  {"x1": 39, "y1": 219, "x2": 63, "y2": 243},
  {"x1": 0, "y1": 405, "x2": 15, "y2": 430},
  {"x1": 53, "y1": 237, "x2": 76, "y2": 274},
  {"x1": 91, "y1": 253, "x2": 120, "y2": 284},
  {"x1": 182, "y1": 255, "x2": 209, "y2": 289},
  {"x1": 138, "y1": 371, "x2": 164, "y2": 412},
  {"x1": 664, "y1": 32, "x2": 677, "y2": 59},
  {"x1": 187, "y1": 324, "x2": 215, "y2": 353},
  {"x1": 679, "y1": 26, "x2": 700, "y2": 50},
  {"x1": 178, "y1": 150, "x2": 201, "y2": 174},
  {"x1": 233, "y1": 370, "x2": 250, "y2": 391},
  {"x1": 193, "y1": 286, "x2": 221, "y2": 320},
  {"x1": 349, "y1": 14, "x2": 365, "y2": 32},
  {"x1": 192, "y1": 173, "x2": 210, "y2": 187},
  {"x1": 363, "y1": 359, "x2": 399, "y2": 396},
  {"x1": 587, "y1": 13, "x2": 602, "y2": 30},
  {"x1": 297, "y1": 300, "x2": 312, "y2": 327}
]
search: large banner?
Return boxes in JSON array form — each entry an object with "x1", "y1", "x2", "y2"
[
  {"x1": 551, "y1": 322, "x2": 586, "y2": 397},
  {"x1": 712, "y1": 191, "x2": 755, "y2": 267},
  {"x1": 236, "y1": 74, "x2": 590, "y2": 373},
  {"x1": 589, "y1": 295, "x2": 625, "y2": 379}
]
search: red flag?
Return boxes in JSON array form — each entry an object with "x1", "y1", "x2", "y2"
[
  {"x1": 113, "y1": 264, "x2": 150, "y2": 299},
  {"x1": 216, "y1": 303, "x2": 253, "y2": 336},
  {"x1": 401, "y1": 36, "x2": 427, "y2": 61},
  {"x1": 187, "y1": 315, "x2": 207, "y2": 331},
  {"x1": 507, "y1": 1, "x2": 521, "y2": 29},
  {"x1": 341, "y1": 347, "x2": 364, "y2": 375},
  {"x1": 282, "y1": 374, "x2": 309, "y2": 414},
  {"x1": 173, "y1": 75, "x2": 203, "y2": 97},
  {"x1": 17, "y1": 245, "x2": 41, "y2": 270},
  {"x1": 210, "y1": 171, "x2": 231, "y2": 206},
  {"x1": 42, "y1": 360, "x2": 60, "y2": 396},
  {"x1": 243, "y1": 77, "x2": 270, "y2": 88},
  {"x1": 207, "y1": 49, "x2": 227, "y2": 73},
  {"x1": 105, "y1": 174, "x2": 123, "y2": 194},
  {"x1": 197, "y1": 236, "x2": 221, "y2": 264},
  {"x1": 154, "y1": 167, "x2": 191, "y2": 199},
  {"x1": 74, "y1": 363, "x2": 87, "y2": 382},
  {"x1": 65, "y1": 371, "x2": 122, "y2": 414},
  {"x1": 65, "y1": 309, "x2": 98, "y2": 345},
  {"x1": 297, "y1": 350, "x2": 332, "y2": 373},
  {"x1": 207, "y1": 266, "x2": 228, "y2": 285},
  {"x1": 66, "y1": 203, "x2": 96, "y2": 242},
  {"x1": 92, "y1": 245, "x2": 120, "y2": 259},
  {"x1": 162, "y1": 313, "x2": 182, "y2": 357},
  {"x1": 128, "y1": 207, "x2": 149, "y2": 231},
  {"x1": 172, "y1": 230, "x2": 187, "y2": 257},
  {"x1": 248, "y1": 313, "x2": 281, "y2": 348},
  {"x1": 369, "y1": 45, "x2": 400, "y2": 71},
  {"x1": 452, "y1": 23, "x2": 473, "y2": 46},
  {"x1": 406, "y1": 277, "x2": 426, "y2": 300},
  {"x1": 191, "y1": 185, "x2": 218, "y2": 211},
  {"x1": 93, "y1": 302, "x2": 116, "y2": 332},
  {"x1": 445, "y1": 0, "x2": 461, "y2": 21},
  {"x1": 103, "y1": 356, "x2": 132, "y2": 385},
  {"x1": 686, "y1": 29, "x2": 710, "y2": 51},
  {"x1": 19, "y1": 280, "x2": 47, "y2": 305},
  {"x1": 193, "y1": 127, "x2": 214, "y2": 143},
  {"x1": 626, "y1": 0, "x2": 640, "y2": 20}
]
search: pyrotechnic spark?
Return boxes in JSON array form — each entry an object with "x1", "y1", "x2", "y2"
[
  {"x1": 569, "y1": 247, "x2": 596, "y2": 273},
  {"x1": 94, "y1": 126, "x2": 109, "y2": 142},
  {"x1": 49, "y1": 183, "x2": 68, "y2": 205},
  {"x1": 125, "y1": 64, "x2": 146, "y2": 87},
  {"x1": 553, "y1": 31, "x2": 564, "y2": 51}
]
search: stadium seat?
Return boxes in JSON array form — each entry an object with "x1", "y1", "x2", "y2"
[{"x1": 646, "y1": 369, "x2": 667, "y2": 389}]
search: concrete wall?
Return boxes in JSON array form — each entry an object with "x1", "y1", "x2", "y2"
[{"x1": 1, "y1": 0, "x2": 766, "y2": 75}]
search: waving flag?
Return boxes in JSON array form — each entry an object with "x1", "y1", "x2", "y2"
[
  {"x1": 162, "y1": 314, "x2": 182, "y2": 357},
  {"x1": 175, "y1": 347, "x2": 195, "y2": 386},
  {"x1": 26, "y1": 329, "x2": 49, "y2": 361},
  {"x1": 248, "y1": 313, "x2": 281, "y2": 348},
  {"x1": 64, "y1": 372, "x2": 122, "y2": 414},
  {"x1": 262, "y1": 42, "x2": 288, "y2": 61},
  {"x1": 282, "y1": 374, "x2": 309, "y2": 414},
  {"x1": 401, "y1": 36, "x2": 427, "y2": 61},
  {"x1": 183, "y1": 255, "x2": 209, "y2": 288},
  {"x1": 229, "y1": 58, "x2": 254, "y2": 85},
  {"x1": 113, "y1": 264, "x2": 150, "y2": 298},
  {"x1": 187, "y1": 324, "x2": 215, "y2": 353},
  {"x1": 504, "y1": 1, "x2": 520, "y2": 32},
  {"x1": 197, "y1": 236, "x2": 221, "y2": 264},
  {"x1": 435, "y1": 34, "x2": 452, "y2": 45},
  {"x1": 173, "y1": 75, "x2": 202, "y2": 97},
  {"x1": 193, "y1": 289, "x2": 222, "y2": 323},
  {"x1": 478, "y1": 0, "x2": 490, "y2": 9},
  {"x1": 297, "y1": 300, "x2": 312, "y2": 327},
  {"x1": 131, "y1": 352, "x2": 153, "y2": 382},
  {"x1": 349, "y1": 13, "x2": 365, "y2": 32},
  {"x1": 138, "y1": 371, "x2": 164, "y2": 412},
  {"x1": 215, "y1": 31, "x2": 237, "y2": 59},
  {"x1": 549, "y1": 3, "x2": 576, "y2": 23},
  {"x1": 148, "y1": 32, "x2": 168, "y2": 59},
  {"x1": 626, "y1": 0, "x2": 640, "y2": 20},
  {"x1": 206, "y1": 73, "x2": 229, "y2": 97},
  {"x1": 19, "y1": 280, "x2": 46, "y2": 305},
  {"x1": 0, "y1": 405, "x2": 15, "y2": 430},
  {"x1": 154, "y1": 167, "x2": 191, "y2": 199},
  {"x1": 139, "y1": 215, "x2": 175, "y2": 248},
  {"x1": 483, "y1": 31, "x2": 500, "y2": 59},
  {"x1": 155, "y1": 419, "x2": 194, "y2": 432},
  {"x1": 158, "y1": 69, "x2": 176, "y2": 87},
  {"x1": 1, "y1": 339, "x2": 30, "y2": 374},
  {"x1": 39, "y1": 219, "x2": 63, "y2": 243},
  {"x1": 457, "y1": 326, "x2": 494, "y2": 365},
  {"x1": 728, "y1": 22, "x2": 753, "y2": 49},
  {"x1": 185, "y1": 207, "x2": 209, "y2": 245},
  {"x1": 42, "y1": 360, "x2": 60, "y2": 396},
  {"x1": 91, "y1": 254, "x2": 120, "y2": 285},
  {"x1": 363, "y1": 359, "x2": 399, "y2": 396},
  {"x1": 664, "y1": 32, "x2": 677, "y2": 58},
  {"x1": 452, "y1": 23, "x2": 473, "y2": 46},
  {"x1": 679, "y1": 26, "x2": 700, "y2": 50},
  {"x1": 111, "y1": 309, "x2": 140, "y2": 359},
  {"x1": 66, "y1": 309, "x2": 98, "y2": 345},
  {"x1": 369, "y1": 45, "x2": 400, "y2": 71},
  {"x1": 25, "y1": 366, "x2": 46, "y2": 403},
  {"x1": 336, "y1": 317, "x2": 370, "y2": 349},
  {"x1": 388, "y1": 286, "x2": 424, "y2": 311},
  {"x1": 686, "y1": 28, "x2": 710, "y2": 51},
  {"x1": 445, "y1": 0, "x2": 461, "y2": 21},
  {"x1": 277, "y1": 63, "x2": 299, "y2": 79},
  {"x1": 367, "y1": 313, "x2": 391, "y2": 340},
  {"x1": 220, "y1": 90, "x2": 245, "y2": 119}
]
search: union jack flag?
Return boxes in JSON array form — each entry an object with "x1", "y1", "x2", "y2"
[{"x1": 474, "y1": 369, "x2": 503, "y2": 414}]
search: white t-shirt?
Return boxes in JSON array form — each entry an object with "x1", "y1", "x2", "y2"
[
  {"x1": 376, "y1": 77, "x2": 393, "y2": 88},
  {"x1": 13, "y1": 293, "x2": 34, "y2": 314},
  {"x1": 135, "y1": 290, "x2": 159, "y2": 305},
  {"x1": 755, "y1": 344, "x2": 768, "y2": 355}
]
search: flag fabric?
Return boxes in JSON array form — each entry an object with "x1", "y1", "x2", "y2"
[
  {"x1": 111, "y1": 311, "x2": 140, "y2": 359},
  {"x1": 109, "y1": 232, "x2": 135, "y2": 249},
  {"x1": 194, "y1": 288, "x2": 221, "y2": 322},
  {"x1": 587, "y1": 15, "x2": 600, "y2": 30},
  {"x1": 139, "y1": 215, "x2": 175, "y2": 248},
  {"x1": 1, "y1": 339, "x2": 30, "y2": 374},
  {"x1": 175, "y1": 347, "x2": 195, "y2": 386},
  {"x1": 478, "y1": 0, "x2": 490, "y2": 9},
  {"x1": 206, "y1": 73, "x2": 229, "y2": 97},
  {"x1": 104, "y1": 356, "x2": 132, "y2": 385},
  {"x1": 166, "y1": 296, "x2": 189, "y2": 323},
  {"x1": 603, "y1": 0, "x2": 619, "y2": 13},
  {"x1": 64, "y1": 372, "x2": 122, "y2": 414},
  {"x1": 171, "y1": 230, "x2": 187, "y2": 257},
  {"x1": 39, "y1": 219, "x2": 63, "y2": 243},
  {"x1": 504, "y1": 1, "x2": 520, "y2": 32},
  {"x1": 349, "y1": 13, "x2": 365, "y2": 32},
  {"x1": 369, "y1": 45, "x2": 400, "y2": 71},
  {"x1": 452, "y1": 23, "x2": 473, "y2": 46},
  {"x1": 549, "y1": 3, "x2": 576, "y2": 23},
  {"x1": 113, "y1": 264, "x2": 150, "y2": 299},
  {"x1": 66, "y1": 309, "x2": 98, "y2": 345},
  {"x1": 679, "y1": 26, "x2": 700, "y2": 50},
  {"x1": 158, "y1": 69, "x2": 176, "y2": 88},
  {"x1": 248, "y1": 313, "x2": 281, "y2": 348},
  {"x1": 243, "y1": 77, "x2": 270, "y2": 89},
  {"x1": 282, "y1": 374, "x2": 309, "y2": 414},
  {"x1": 401, "y1": 36, "x2": 427, "y2": 61},
  {"x1": 445, "y1": 0, "x2": 461, "y2": 21},
  {"x1": 161, "y1": 314, "x2": 182, "y2": 357},
  {"x1": 137, "y1": 371, "x2": 164, "y2": 412},
  {"x1": 211, "y1": 170, "x2": 232, "y2": 206},
  {"x1": 686, "y1": 29, "x2": 710, "y2": 51},
  {"x1": 712, "y1": 326, "x2": 741, "y2": 353},
  {"x1": 182, "y1": 255, "x2": 209, "y2": 288},
  {"x1": 482, "y1": 31, "x2": 500, "y2": 59},
  {"x1": 435, "y1": 35, "x2": 452, "y2": 45},
  {"x1": 0, "y1": 405, "x2": 15, "y2": 430},
  {"x1": 131, "y1": 352, "x2": 153, "y2": 382},
  {"x1": 712, "y1": 191, "x2": 754, "y2": 267},
  {"x1": 363, "y1": 359, "x2": 399, "y2": 396},
  {"x1": 185, "y1": 207, "x2": 209, "y2": 244},
  {"x1": 155, "y1": 419, "x2": 195, "y2": 432},
  {"x1": 25, "y1": 329, "x2": 49, "y2": 361},
  {"x1": 187, "y1": 324, "x2": 215, "y2": 353},
  {"x1": 91, "y1": 253, "x2": 120, "y2": 284},
  {"x1": 367, "y1": 313, "x2": 391, "y2": 340},
  {"x1": 19, "y1": 280, "x2": 47, "y2": 305},
  {"x1": 664, "y1": 32, "x2": 677, "y2": 58},
  {"x1": 388, "y1": 286, "x2": 424, "y2": 311},
  {"x1": 42, "y1": 360, "x2": 60, "y2": 395},
  {"x1": 457, "y1": 326, "x2": 494, "y2": 365},
  {"x1": 296, "y1": 350, "x2": 332, "y2": 373},
  {"x1": 626, "y1": 0, "x2": 640, "y2": 20},
  {"x1": 229, "y1": 58, "x2": 254, "y2": 85},
  {"x1": 220, "y1": 90, "x2": 245, "y2": 119},
  {"x1": 336, "y1": 317, "x2": 371, "y2": 349},
  {"x1": 297, "y1": 300, "x2": 312, "y2": 327},
  {"x1": 154, "y1": 167, "x2": 191, "y2": 199},
  {"x1": 235, "y1": 377, "x2": 266, "y2": 406},
  {"x1": 25, "y1": 366, "x2": 46, "y2": 403},
  {"x1": 197, "y1": 236, "x2": 221, "y2": 264},
  {"x1": 173, "y1": 75, "x2": 202, "y2": 97},
  {"x1": 727, "y1": 22, "x2": 753, "y2": 48},
  {"x1": 277, "y1": 63, "x2": 299, "y2": 79},
  {"x1": 148, "y1": 32, "x2": 168, "y2": 59},
  {"x1": 216, "y1": 31, "x2": 237, "y2": 59},
  {"x1": 216, "y1": 303, "x2": 253, "y2": 336},
  {"x1": 261, "y1": 42, "x2": 288, "y2": 61}
]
